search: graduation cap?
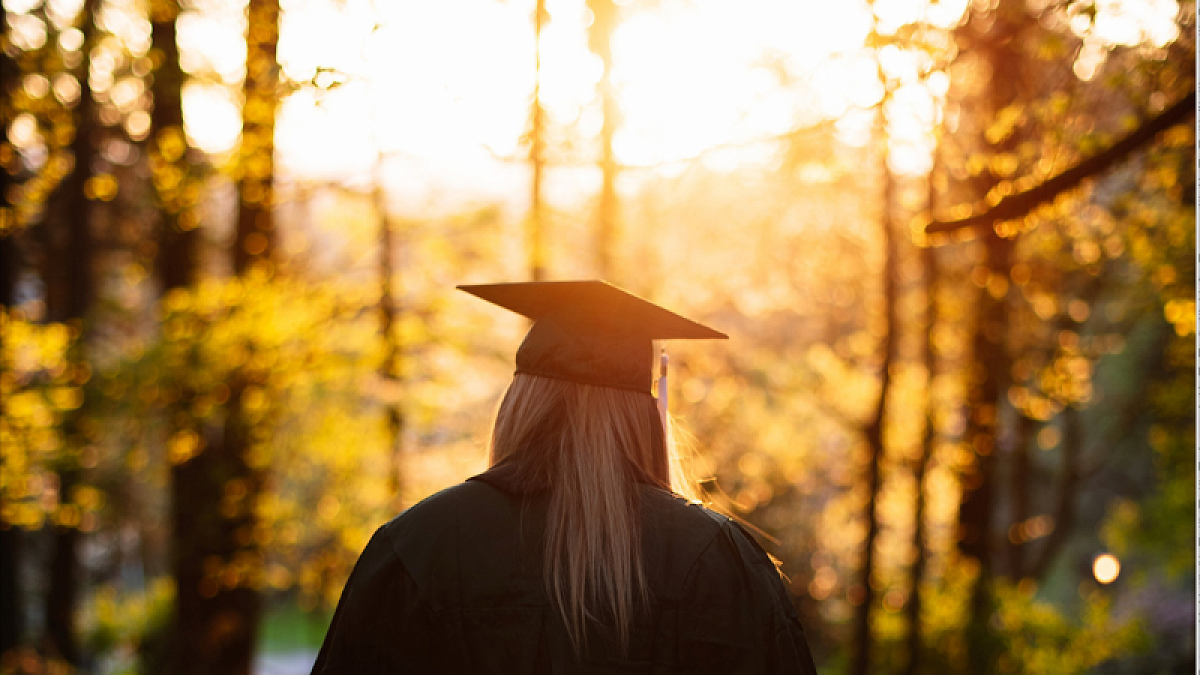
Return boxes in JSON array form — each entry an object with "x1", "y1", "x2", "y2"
[{"x1": 457, "y1": 280, "x2": 727, "y2": 394}]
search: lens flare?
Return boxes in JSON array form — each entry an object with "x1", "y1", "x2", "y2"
[{"x1": 1092, "y1": 553, "x2": 1120, "y2": 584}]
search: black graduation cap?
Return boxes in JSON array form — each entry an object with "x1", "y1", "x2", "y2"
[{"x1": 458, "y1": 280, "x2": 727, "y2": 393}]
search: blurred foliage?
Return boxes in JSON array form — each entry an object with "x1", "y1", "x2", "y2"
[
  {"x1": 990, "y1": 581, "x2": 1146, "y2": 675},
  {"x1": 81, "y1": 577, "x2": 173, "y2": 675},
  {"x1": 0, "y1": 310, "x2": 87, "y2": 530},
  {"x1": 144, "y1": 273, "x2": 396, "y2": 606}
]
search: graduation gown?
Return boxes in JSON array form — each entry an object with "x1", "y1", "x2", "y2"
[{"x1": 310, "y1": 469, "x2": 818, "y2": 674}]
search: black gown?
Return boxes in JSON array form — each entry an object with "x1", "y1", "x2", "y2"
[{"x1": 310, "y1": 468, "x2": 818, "y2": 674}]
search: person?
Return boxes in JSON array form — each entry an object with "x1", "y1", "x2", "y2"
[{"x1": 310, "y1": 280, "x2": 818, "y2": 674}]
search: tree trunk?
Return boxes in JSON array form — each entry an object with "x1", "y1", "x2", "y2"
[
  {"x1": 41, "y1": 0, "x2": 102, "y2": 663},
  {"x1": 151, "y1": 0, "x2": 198, "y2": 291},
  {"x1": 233, "y1": 0, "x2": 280, "y2": 275},
  {"x1": 849, "y1": 112, "x2": 897, "y2": 675},
  {"x1": 0, "y1": 0, "x2": 25, "y2": 655},
  {"x1": 375, "y1": 156, "x2": 403, "y2": 507},
  {"x1": 0, "y1": 527, "x2": 18, "y2": 657},
  {"x1": 170, "y1": 376, "x2": 263, "y2": 675},
  {"x1": 953, "y1": 4, "x2": 1023, "y2": 670},
  {"x1": 587, "y1": 0, "x2": 618, "y2": 280},
  {"x1": 169, "y1": 1, "x2": 278, "y2": 672},
  {"x1": 149, "y1": 5, "x2": 196, "y2": 672},
  {"x1": 903, "y1": 164, "x2": 941, "y2": 675},
  {"x1": 528, "y1": 0, "x2": 547, "y2": 281},
  {"x1": 957, "y1": 227, "x2": 1011, "y2": 674}
]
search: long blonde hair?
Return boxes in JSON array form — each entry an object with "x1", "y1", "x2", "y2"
[{"x1": 488, "y1": 373, "x2": 692, "y2": 653}]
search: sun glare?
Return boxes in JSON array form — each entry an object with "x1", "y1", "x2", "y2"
[
  {"x1": 611, "y1": 1, "x2": 889, "y2": 167},
  {"x1": 182, "y1": 83, "x2": 241, "y2": 156},
  {"x1": 1092, "y1": 553, "x2": 1121, "y2": 584},
  {"x1": 176, "y1": 0, "x2": 896, "y2": 192},
  {"x1": 166, "y1": 0, "x2": 1177, "y2": 197}
]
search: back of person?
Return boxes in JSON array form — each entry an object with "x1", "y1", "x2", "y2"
[
  {"x1": 310, "y1": 281, "x2": 818, "y2": 674},
  {"x1": 311, "y1": 478, "x2": 816, "y2": 674}
]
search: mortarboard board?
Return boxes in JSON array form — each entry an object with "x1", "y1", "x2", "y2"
[{"x1": 457, "y1": 280, "x2": 727, "y2": 393}]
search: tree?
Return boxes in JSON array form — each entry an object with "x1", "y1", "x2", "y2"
[
  {"x1": 528, "y1": 0, "x2": 548, "y2": 281},
  {"x1": 848, "y1": 34, "x2": 900, "y2": 674},
  {"x1": 150, "y1": 0, "x2": 198, "y2": 292},
  {"x1": 374, "y1": 153, "x2": 404, "y2": 506},
  {"x1": 39, "y1": 0, "x2": 103, "y2": 664},
  {"x1": 926, "y1": 1, "x2": 1194, "y2": 671},
  {"x1": 936, "y1": 3, "x2": 1041, "y2": 668},
  {"x1": 168, "y1": 0, "x2": 281, "y2": 671},
  {"x1": 0, "y1": 0, "x2": 19, "y2": 310},
  {"x1": 147, "y1": 0, "x2": 201, "y2": 670},
  {"x1": 233, "y1": 0, "x2": 281, "y2": 276},
  {"x1": 0, "y1": 0, "x2": 25, "y2": 659},
  {"x1": 903, "y1": 186, "x2": 939, "y2": 675},
  {"x1": 585, "y1": 0, "x2": 618, "y2": 279}
]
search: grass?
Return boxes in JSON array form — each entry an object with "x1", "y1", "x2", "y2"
[{"x1": 258, "y1": 603, "x2": 334, "y2": 653}]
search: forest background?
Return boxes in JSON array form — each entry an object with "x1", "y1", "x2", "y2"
[{"x1": 0, "y1": 0, "x2": 1194, "y2": 673}]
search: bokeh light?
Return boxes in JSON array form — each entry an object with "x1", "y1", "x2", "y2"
[{"x1": 1092, "y1": 553, "x2": 1121, "y2": 584}]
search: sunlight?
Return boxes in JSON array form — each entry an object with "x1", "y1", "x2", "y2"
[
  {"x1": 182, "y1": 83, "x2": 241, "y2": 156},
  {"x1": 1070, "y1": 0, "x2": 1180, "y2": 80},
  {"x1": 612, "y1": 0, "x2": 875, "y2": 167},
  {"x1": 177, "y1": 8, "x2": 245, "y2": 83},
  {"x1": 1084, "y1": 0, "x2": 1180, "y2": 47},
  {"x1": 170, "y1": 0, "x2": 1179, "y2": 190},
  {"x1": 1092, "y1": 553, "x2": 1121, "y2": 584},
  {"x1": 179, "y1": 0, "x2": 891, "y2": 189}
]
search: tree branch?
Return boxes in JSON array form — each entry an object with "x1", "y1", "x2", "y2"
[{"x1": 926, "y1": 92, "x2": 1195, "y2": 235}]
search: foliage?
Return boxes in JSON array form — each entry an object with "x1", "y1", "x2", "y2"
[
  {"x1": 82, "y1": 577, "x2": 174, "y2": 675},
  {"x1": 0, "y1": 310, "x2": 92, "y2": 530},
  {"x1": 147, "y1": 272, "x2": 396, "y2": 605},
  {"x1": 992, "y1": 581, "x2": 1146, "y2": 675}
]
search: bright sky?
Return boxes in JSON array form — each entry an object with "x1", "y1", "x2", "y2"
[
  {"x1": 5, "y1": 0, "x2": 1183, "y2": 210},
  {"x1": 181, "y1": 0, "x2": 967, "y2": 206}
]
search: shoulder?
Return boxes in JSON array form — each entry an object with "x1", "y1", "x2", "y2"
[
  {"x1": 375, "y1": 480, "x2": 538, "y2": 609},
  {"x1": 639, "y1": 489, "x2": 783, "y2": 599},
  {"x1": 377, "y1": 480, "x2": 509, "y2": 546},
  {"x1": 393, "y1": 480, "x2": 502, "y2": 524},
  {"x1": 638, "y1": 485, "x2": 728, "y2": 532},
  {"x1": 638, "y1": 486, "x2": 771, "y2": 563},
  {"x1": 637, "y1": 486, "x2": 767, "y2": 598}
]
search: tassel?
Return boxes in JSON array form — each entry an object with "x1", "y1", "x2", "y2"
[{"x1": 657, "y1": 350, "x2": 669, "y2": 429}]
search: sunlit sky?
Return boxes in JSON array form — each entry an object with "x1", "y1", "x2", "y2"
[
  {"x1": 184, "y1": 0, "x2": 963, "y2": 201},
  {"x1": 5, "y1": 0, "x2": 1183, "y2": 212}
]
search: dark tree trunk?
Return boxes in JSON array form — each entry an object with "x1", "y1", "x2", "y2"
[
  {"x1": 849, "y1": 119, "x2": 898, "y2": 675},
  {"x1": 0, "y1": 527, "x2": 19, "y2": 657},
  {"x1": 151, "y1": 0, "x2": 198, "y2": 291},
  {"x1": 0, "y1": 234, "x2": 16, "y2": 314},
  {"x1": 1005, "y1": 412, "x2": 1035, "y2": 578},
  {"x1": 953, "y1": 4, "x2": 1023, "y2": 671},
  {"x1": 170, "y1": 376, "x2": 263, "y2": 675},
  {"x1": 0, "y1": 0, "x2": 25, "y2": 654},
  {"x1": 43, "y1": 0, "x2": 100, "y2": 326},
  {"x1": 169, "y1": 1, "x2": 278, "y2": 672},
  {"x1": 957, "y1": 228, "x2": 1012, "y2": 674},
  {"x1": 903, "y1": 168, "x2": 942, "y2": 675},
  {"x1": 45, "y1": 495, "x2": 81, "y2": 664},
  {"x1": 40, "y1": 0, "x2": 102, "y2": 664}
]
